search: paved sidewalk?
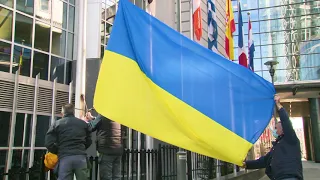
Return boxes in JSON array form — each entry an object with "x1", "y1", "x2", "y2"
[{"x1": 259, "y1": 161, "x2": 320, "y2": 180}]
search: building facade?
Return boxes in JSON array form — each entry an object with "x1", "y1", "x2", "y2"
[{"x1": 0, "y1": 0, "x2": 76, "y2": 175}]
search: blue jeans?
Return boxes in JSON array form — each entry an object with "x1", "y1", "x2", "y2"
[
  {"x1": 56, "y1": 155, "x2": 89, "y2": 180},
  {"x1": 99, "y1": 154, "x2": 121, "y2": 180}
]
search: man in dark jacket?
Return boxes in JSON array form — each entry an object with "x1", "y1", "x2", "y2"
[
  {"x1": 243, "y1": 95, "x2": 303, "y2": 180},
  {"x1": 45, "y1": 104, "x2": 92, "y2": 180},
  {"x1": 86, "y1": 113, "x2": 123, "y2": 180}
]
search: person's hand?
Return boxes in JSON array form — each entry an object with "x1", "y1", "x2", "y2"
[
  {"x1": 274, "y1": 94, "x2": 280, "y2": 104},
  {"x1": 85, "y1": 112, "x2": 95, "y2": 121},
  {"x1": 240, "y1": 161, "x2": 246, "y2": 169},
  {"x1": 274, "y1": 94, "x2": 283, "y2": 110}
]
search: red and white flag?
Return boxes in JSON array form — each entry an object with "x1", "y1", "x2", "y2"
[{"x1": 193, "y1": 0, "x2": 202, "y2": 41}]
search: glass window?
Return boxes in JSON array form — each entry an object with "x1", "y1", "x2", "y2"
[
  {"x1": 101, "y1": 45, "x2": 105, "y2": 59},
  {"x1": 52, "y1": 27, "x2": 66, "y2": 57},
  {"x1": 106, "y1": 2, "x2": 117, "y2": 21},
  {"x1": 0, "y1": 111, "x2": 11, "y2": 147},
  {"x1": 0, "y1": 0, "x2": 13, "y2": 7},
  {"x1": 67, "y1": 33, "x2": 73, "y2": 59},
  {"x1": 101, "y1": 21, "x2": 105, "y2": 45},
  {"x1": 65, "y1": 60, "x2": 72, "y2": 84},
  {"x1": 51, "y1": 56, "x2": 65, "y2": 83},
  {"x1": 0, "y1": 8, "x2": 13, "y2": 41},
  {"x1": 69, "y1": 0, "x2": 75, "y2": 5},
  {"x1": 0, "y1": 41, "x2": 11, "y2": 72},
  {"x1": 252, "y1": 58, "x2": 262, "y2": 71},
  {"x1": 35, "y1": 115, "x2": 50, "y2": 147},
  {"x1": 12, "y1": 45, "x2": 31, "y2": 76},
  {"x1": 52, "y1": 0, "x2": 67, "y2": 29},
  {"x1": 15, "y1": 13, "x2": 33, "y2": 47},
  {"x1": 234, "y1": 21, "x2": 259, "y2": 36},
  {"x1": 34, "y1": 21, "x2": 50, "y2": 52},
  {"x1": 68, "y1": 5, "x2": 75, "y2": 32},
  {"x1": 16, "y1": 0, "x2": 34, "y2": 15},
  {"x1": 36, "y1": 0, "x2": 52, "y2": 23},
  {"x1": 11, "y1": 149, "x2": 29, "y2": 168},
  {"x1": 234, "y1": 10, "x2": 258, "y2": 23},
  {"x1": 14, "y1": 113, "x2": 32, "y2": 147},
  {"x1": 0, "y1": 150, "x2": 7, "y2": 172},
  {"x1": 33, "y1": 51, "x2": 49, "y2": 80}
]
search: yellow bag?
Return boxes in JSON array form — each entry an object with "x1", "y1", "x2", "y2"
[{"x1": 44, "y1": 152, "x2": 58, "y2": 170}]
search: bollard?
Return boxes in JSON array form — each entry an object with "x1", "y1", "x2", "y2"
[{"x1": 177, "y1": 150, "x2": 187, "y2": 180}]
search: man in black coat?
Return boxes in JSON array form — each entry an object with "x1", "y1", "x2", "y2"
[
  {"x1": 243, "y1": 95, "x2": 303, "y2": 180},
  {"x1": 86, "y1": 113, "x2": 123, "y2": 180},
  {"x1": 45, "y1": 104, "x2": 92, "y2": 180}
]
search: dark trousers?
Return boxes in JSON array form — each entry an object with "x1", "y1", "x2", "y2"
[
  {"x1": 56, "y1": 155, "x2": 89, "y2": 180},
  {"x1": 99, "y1": 154, "x2": 121, "y2": 180}
]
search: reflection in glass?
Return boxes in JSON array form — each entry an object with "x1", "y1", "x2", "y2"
[
  {"x1": 33, "y1": 51, "x2": 49, "y2": 80},
  {"x1": 52, "y1": 27, "x2": 66, "y2": 57},
  {"x1": 15, "y1": 13, "x2": 33, "y2": 47},
  {"x1": 0, "y1": 0, "x2": 13, "y2": 7},
  {"x1": 13, "y1": 45, "x2": 31, "y2": 76},
  {"x1": 14, "y1": 113, "x2": 32, "y2": 147},
  {"x1": 69, "y1": 5, "x2": 75, "y2": 32},
  {"x1": 0, "y1": 8, "x2": 13, "y2": 41},
  {"x1": 52, "y1": 0, "x2": 67, "y2": 29},
  {"x1": 67, "y1": 33, "x2": 74, "y2": 59},
  {"x1": 51, "y1": 56, "x2": 65, "y2": 83},
  {"x1": 0, "y1": 111, "x2": 11, "y2": 147},
  {"x1": 35, "y1": 115, "x2": 50, "y2": 147},
  {"x1": 101, "y1": 2, "x2": 106, "y2": 21},
  {"x1": 65, "y1": 60, "x2": 72, "y2": 84},
  {"x1": 16, "y1": 0, "x2": 34, "y2": 15},
  {"x1": 35, "y1": 21, "x2": 50, "y2": 52},
  {"x1": 0, "y1": 41, "x2": 11, "y2": 72}
]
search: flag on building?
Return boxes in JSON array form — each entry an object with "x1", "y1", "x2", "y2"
[
  {"x1": 207, "y1": 0, "x2": 218, "y2": 52},
  {"x1": 193, "y1": 0, "x2": 202, "y2": 41},
  {"x1": 248, "y1": 15, "x2": 255, "y2": 71},
  {"x1": 94, "y1": 0, "x2": 275, "y2": 165},
  {"x1": 237, "y1": 1, "x2": 247, "y2": 67},
  {"x1": 225, "y1": 0, "x2": 235, "y2": 60}
]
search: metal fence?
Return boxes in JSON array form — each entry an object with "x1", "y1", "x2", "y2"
[{"x1": 0, "y1": 145, "x2": 236, "y2": 180}]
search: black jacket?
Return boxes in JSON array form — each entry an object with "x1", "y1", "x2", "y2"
[
  {"x1": 245, "y1": 108, "x2": 303, "y2": 180},
  {"x1": 45, "y1": 114, "x2": 92, "y2": 158},
  {"x1": 88, "y1": 114, "x2": 123, "y2": 156}
]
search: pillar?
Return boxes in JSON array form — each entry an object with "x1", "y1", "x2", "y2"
[
  {"x1": 303, "y1": 117, "x2": 312, "y2": 161},
  {"x1": 308, "y1": 98, "x2": 320, "y2": 163}
]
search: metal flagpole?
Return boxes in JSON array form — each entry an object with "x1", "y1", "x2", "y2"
[{"x1": 176, "y1": 0, "x2": 188, "y2": 180}]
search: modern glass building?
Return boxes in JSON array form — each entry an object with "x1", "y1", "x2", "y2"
[
  {"x1": 231, "y1": 0, "x2": 320, "y2": 83},
  {"x1": 0, "y1": 0, "x2": 75, "y2": 176}
]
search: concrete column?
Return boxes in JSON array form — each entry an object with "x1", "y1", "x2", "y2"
[
  {"x1": 303, "y1": 117, "x2": 313, "y2": 161},
  {"x1": 308, "y1": 98, "x2": 320, "y2": 163}
]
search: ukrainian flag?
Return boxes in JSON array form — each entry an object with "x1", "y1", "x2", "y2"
[{"x1": 94, "y1": 0, "x2": 275, "y2": 165}]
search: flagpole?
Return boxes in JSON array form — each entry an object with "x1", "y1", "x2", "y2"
[{"x1": 189, "y1": 0, "x2": 194, "y2": 40}]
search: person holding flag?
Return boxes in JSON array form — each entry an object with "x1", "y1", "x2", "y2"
[{"x1": 243, "y1": 95, "x2": 303, "y2": 180}]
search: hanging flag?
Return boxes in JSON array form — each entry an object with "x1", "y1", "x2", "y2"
[
  {"x1": 248, "y1": 14, "x2": 255, "y2": 71},
  {"x1": 225, "y1": 0, "x2": 235, "y2": 60},
  {"x1": 94, "y1": 0, "x2": 275, "y2": 165},
  {"x1": 207, "y1": 0, "x2": 218, "y2": 52},
  {"x1": 193, "y1": 0, "x2": 202, "y2": 41},
  {"x1": 238, "y1": 1, "x2": 248, "y2": 67}
]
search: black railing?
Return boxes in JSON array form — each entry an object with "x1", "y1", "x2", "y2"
[{"x1": 1, "y1": 145, "x2": 237, "y2": 180}]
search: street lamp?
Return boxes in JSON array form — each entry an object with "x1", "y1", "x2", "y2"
[{"x1": 264, "y1": 60, "x2": 278, "y2": 85}]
